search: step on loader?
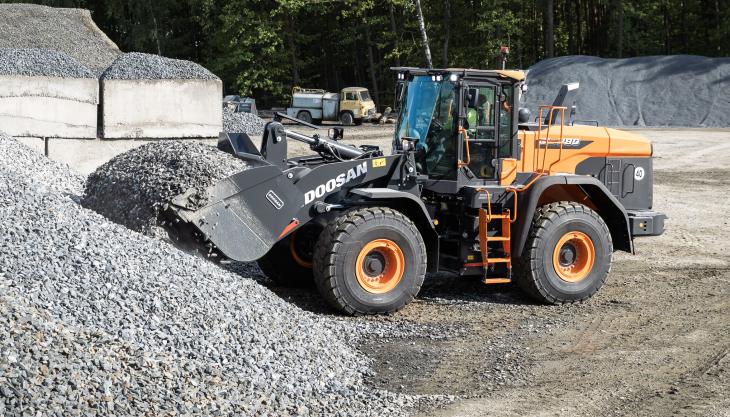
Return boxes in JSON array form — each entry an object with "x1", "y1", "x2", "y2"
[{"x1": 164, "y1": 67, "x2": 666, "y2": 315}]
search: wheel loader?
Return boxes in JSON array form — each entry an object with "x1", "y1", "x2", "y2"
[{"x1": 164, "y1": 67, "x2": 665, "y2": 315}]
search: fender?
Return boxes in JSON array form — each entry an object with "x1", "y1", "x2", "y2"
[
  {"x1": 349, "y1": 188, "x2": 440, "y2": 272},
  {"x1": 512, "y1": 175, "x2": 634, "y2": 257}
]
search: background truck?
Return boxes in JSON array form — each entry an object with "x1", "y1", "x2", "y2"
[
  {"x1": 222, "y1": 95, "x2": 258, "y2": 115},
  {"x1": 286, "y1": 86, "x2": 378, "y2": 125}
]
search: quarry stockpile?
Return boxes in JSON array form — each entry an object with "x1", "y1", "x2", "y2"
[
  {"x1": 0, "y1": 3, "x2": 120, "y2": 75},
  {"x1": 223, "y1": 108, "x2": 266, "y2": 135},
  {"x1": 101, "y1": 53, "x2": 222, "y2": 139},
  {"x1": 0, "y1": 133, "x2": 422, "y2": 416},
  {"x1": 524, "y1": 55, "x2": 730, "y2": 127},
  {"x1": 0, "y1": 48, "x2": 98, "y2": 138}
]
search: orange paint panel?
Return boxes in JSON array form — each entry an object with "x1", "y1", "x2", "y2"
[
  {"x1": 606, "y1": 128, "x2": 652, "y2": 156},
  {"x1": 500, "y1": 158, "x2": 518, "y2": 185},
  {"x1": 519, "y1": 125, "x2": 610, "y2": 174}
]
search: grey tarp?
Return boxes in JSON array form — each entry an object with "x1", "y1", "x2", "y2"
[{"x1": 523, "y1": 55, "x2": 730, "y2": 127}]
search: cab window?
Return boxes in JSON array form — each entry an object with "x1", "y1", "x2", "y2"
[
  {"x1": 359, "y1": 91, "x2": 371, "y2": 101},
  {"x1": 395, "y1": 76, "x2": 458, "y2": 180},
  {"x1": 344, "y1": 92, "x2": 357, "y2": 101}
]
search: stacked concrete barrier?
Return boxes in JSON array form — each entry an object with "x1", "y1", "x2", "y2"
[
  {"x1": 101, "y1": 53, "x2": 222, "y2": 139},
  {"x1": 0, "y1": 48, "x2": 98, "y2": 138}
]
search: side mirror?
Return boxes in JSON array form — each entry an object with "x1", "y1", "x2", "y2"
[
  {"x1": 518, "y1": 108, "x2": 531, "y2": 123},
  {"x1": 329, "y1": 127, "x2": 344, "y2": 140},
  {"x1": 400, "y1": 136, "x2": 420, "y2": 151}
]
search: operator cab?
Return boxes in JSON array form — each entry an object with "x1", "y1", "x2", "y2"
[{"x1": 391, "y1": 68, "x2": 523, "y2": 193}]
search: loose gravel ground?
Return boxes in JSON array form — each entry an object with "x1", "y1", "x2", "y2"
[
  {"x1": 223, "y1": 108, "x2": 266, "y2": 135},
  {"x1": 0, "y1": 48, "x2": 93, "y2": 78},
  {"x1": 0, "y1": 3, "x2": 120, "y2": 74},
  {"x1": 102, "y1": 52, "x2": 218, "y2": 81},
  {"x1": 0, "y1": 134, "x2": 436, "y2": 416},
  {"x1": 83, "y1": 141, "x2": 247, "y2": 237}
]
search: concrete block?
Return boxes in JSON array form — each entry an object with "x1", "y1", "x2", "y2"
[
  {"x1": 102, "y1": 79, "x2": 222, "y2": 139},
  {"x1": 16, "y1": 137, "x2": 217, "y2": 175},
  {"x1": 0, "y1": 75, "x2": 98, "y2": 138}
]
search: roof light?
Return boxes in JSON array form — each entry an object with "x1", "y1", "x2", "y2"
[{"x1": 449, "y1": 74, "x2": 459, "y2": 82}]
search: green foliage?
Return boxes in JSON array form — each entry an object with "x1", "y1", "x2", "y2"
[{"x1": 5, "y1": 0, "x2": 729, "y2": 107}]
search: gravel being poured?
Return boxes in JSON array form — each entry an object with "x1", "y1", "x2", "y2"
[{"x1": 82, "y1": 141, "x2": 247, "y2": 236}]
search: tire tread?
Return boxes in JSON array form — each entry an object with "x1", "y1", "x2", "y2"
[
  {"x1": 514, "y1": 201, "x2": 613, "y2": 304},
  {"x1": 313, "y1": 206, "x2": 426, "y2": 315}
]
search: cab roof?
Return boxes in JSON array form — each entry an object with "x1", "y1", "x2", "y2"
[
  {"x1": 391, "y1": 66, "x2": 526, "y2": 81},
  {"x1": 342, "y1": 87, "x2": 369, "y2": 92}
]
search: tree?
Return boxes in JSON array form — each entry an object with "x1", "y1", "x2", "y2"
[
  {"x1": 544, "y1": 0, "x2": 554, "y2": 57},
  {"x1": 20, "y1": 0, "x2": 730, "y2": 107},
  {"x1": 413, "y1": 0, "x2": 432, "y2": 68}
]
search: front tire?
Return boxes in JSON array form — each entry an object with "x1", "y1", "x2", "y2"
[
  {"x1": 313, "y1": 207, "x2": 427, "y2": 315},
  {"x1": 257, "y1": 226, "x2": 318, "y2": 286},
  {"x1": 514, "y1": 201, "x2": 613, "y2": 304}
]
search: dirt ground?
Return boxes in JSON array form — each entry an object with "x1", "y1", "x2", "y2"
[{"x1": 281, "y1": 125, "x2": 730, "y2": 417}]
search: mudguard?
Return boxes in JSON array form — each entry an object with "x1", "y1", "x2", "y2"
[
  {"x1": 512, "y1": 175, "x2": 634, "y2": 256},
  {"x1": 349, "y1": 188, "x2": 440, "y2": 272}
]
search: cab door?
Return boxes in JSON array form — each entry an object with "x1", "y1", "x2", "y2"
[
  {"x1": 464, "y1": 84, "x2": 499, "y2": 180},
  {"x1": 340, "y1": 90, "x2": 360, "y2": 118}
]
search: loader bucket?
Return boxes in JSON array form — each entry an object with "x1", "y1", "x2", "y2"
[{"x1": 166, "y1": 162, "x2": 305, "y2": 262}]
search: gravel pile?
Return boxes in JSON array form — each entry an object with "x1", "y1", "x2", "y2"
[
  {"x1": 83, "y1": 141, "x2": 246, "y2": 237},
  {"x1": 102, "y1": 52, "x2": 219, "y2": 81},
  {"x1": 0, "y1": 48, "x2": 93, "y2": 78},
  {"x1": 223, "y1": 108, "x2": 266, "y2": 135},
  {"x1": 0, "y1": 134, "x2": 423, "y2": 416},
  {"x1": 0, "y1": 3, "x2": 120, "y2": 74},
  {"x1": 82, "y1": 138, "x2": 466, "y2": 344},
  {"x1": 524, "y1": 55, "x2": 730, "y2": 127},
  {"x1": 0, "y1": 132, "x2": 84, "y2": 195}
]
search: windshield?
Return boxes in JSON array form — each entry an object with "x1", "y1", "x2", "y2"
[
  {"x1": 359, "y1": 91, "x2": 371, "y2": 101},
  {"x1": 395, "y1": 76, "x2": 457, "y2": 179}
]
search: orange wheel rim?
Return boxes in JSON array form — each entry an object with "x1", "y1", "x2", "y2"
[
  {"x1": 355, "y1": 239, "x2": 405, "y2": 294},
  {"x1": 289, "y1": 230, "x2": 313, "y2": 269},
  {"x1": 552, "y1": 231, "x2": 595, "y2": 282}
]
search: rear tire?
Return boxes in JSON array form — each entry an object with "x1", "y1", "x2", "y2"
[
  {"x1": 313, "y1": 207, "x2": 427, "y2": 315},
  {"x1": 257, "y1": 226, "x2": 318, "y2": 287},
  {"x1": 514, "y1": 201, "x2": 613, "y2": 304},
  {"x1": 297, "y1": 111, "x2": 313, "y2": 124}
]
